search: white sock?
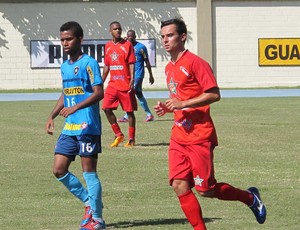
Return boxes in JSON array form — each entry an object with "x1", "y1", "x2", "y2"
[
  {"x1": 93, "y1": 217, "x2": 104, "y2": 223},
  {"x1": 84, "y1": 200, "x2": 90, "y2": 207}
]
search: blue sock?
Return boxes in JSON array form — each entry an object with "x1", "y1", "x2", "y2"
[
  {"x1": 138, "y1": 96, "x2": 152, "y2": 116},
  {"x1": 83, "y1": 172, "x2": 103, "y2": 218},
  {"x1": 58, "y1": 172, "x2": 89, "y2": 203}
]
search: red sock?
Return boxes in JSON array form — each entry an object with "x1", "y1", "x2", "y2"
[
  {"x1": 178, "y1": 190, "x2": 206, "y2": 230},
  {"x1": 213, "y1": 182, "x2": 253, "y2": 206},
  {"x1": 129, "y1": 126, "x2": 135, "y2": 140},
  {"x1": 111, "y1": 123, "x2": 123, "y2": 136}
]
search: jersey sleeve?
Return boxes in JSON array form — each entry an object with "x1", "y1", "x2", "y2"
[
  {"x1": 87, "y1": 58, "x2": 103, "y2": 86},
  {"x1": 140, "y1": 44, "x2": 149, "y2": 60},
  {"x1": 128, "y1": 42, "x2": 136, "y2": 64},
  {"x1": 192, "y1": 58, "x2": 218, "y2": 92}
]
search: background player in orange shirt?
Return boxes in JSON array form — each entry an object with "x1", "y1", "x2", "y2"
[
  {"x1": 102, "y1": 21, "x2": 137, "y2": 147},
  {"x1": 154, "y1": 18, "x2": 266, "y2": 230}
]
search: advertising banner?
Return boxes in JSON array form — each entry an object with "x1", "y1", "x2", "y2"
[
  {"x1": 30, "y1": 39, "x2": 156, "y2": 68},
  {"x1": 259, "y1": 38, "x2": 300, "y2": 66}
]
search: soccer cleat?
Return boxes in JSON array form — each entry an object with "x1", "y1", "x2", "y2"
[
  {"x1": 80, "y1": 218, "x2": 106, "y2": 230},
  {"x1": 81, "y1": 206, "x2": 93, "y2": 227},
  {"x1": 124, "y1": 139, "x2": 135, "y2": 147},
  {"x1": 110, "y1": 135, "x2": 124, "y2": 147},
  {"x1": 248, "y1": 187, "x2": 267, "y2": 224},
  {"x1": 145, "y1": 115, "x2": 154, "y2": 122},
  {"x1": 117, "y1": 116, "x2": 128, "y2": 122}
]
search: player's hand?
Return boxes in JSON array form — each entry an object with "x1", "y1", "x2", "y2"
[
  {"x1": 165, "y1": 98, "x2": 184, "y2": 110},
  {"x1": 128, "y1": 79, "x2": 134, "y2": 93},
  {"x1": 149, "y1": 75, "x2": 154, "y2": 85},
  {"x1": 59, "y1": 106, "x2": 78, "y2": 118},
  {"x1": 46, "y1": 118, "x2": 54, "y2": 135},
  {"x1": 154, "y1": 101, "x2": 168, "y2": 117}
]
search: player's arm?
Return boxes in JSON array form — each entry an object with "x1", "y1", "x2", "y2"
[
  {"x1": 102, "y1": 65, "x2": 110, "y2": 83},
  {"x1": 165, "y1": 87, "x2": 220, "y2": 111},
  {"x1": 129, "y1": 63, "x2": 135, "y2": 92},
  {"x1": 59, "y1": 85, "x2": 103, "y2": 118},
  {"x1": 145, "y1": 59, "x2": 154, "y2": 85},
  {"x1": 45, "y1": 93, "x2": 64, "y2": 135}
]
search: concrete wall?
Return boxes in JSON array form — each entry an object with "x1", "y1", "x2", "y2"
[
  {"x1": 0, "y1": 1, "x2": 197, "y2": 89},
  {"x1": 213, "y1": 0, "x2": 300, "y2": 88},
  {"x1": 1, "y1": 0, "x2": 300, "y2": 90}
]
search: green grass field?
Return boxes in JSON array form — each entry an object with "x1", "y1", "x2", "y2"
[{"x1": 0, "y1": 97, "x2": 299, "y2": 229}]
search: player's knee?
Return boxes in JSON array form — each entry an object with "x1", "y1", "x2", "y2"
[
  {"x1": 172, "y1": 180, "x2": 190, "y2": 195},
  {"x1": 172, "y1": 180, "x2": 181, "y2": 190},
  {"x1": 52, "y1": 167, "x2": 67, "y2": 179},
  {"x1": 103, "y1": 108, "x2": 112, "y2": 115}
]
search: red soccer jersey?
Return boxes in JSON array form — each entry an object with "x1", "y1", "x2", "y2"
[
  {"x1": 165, "y1": 50, "x2": 218, "y2": 145},
  {"x1": 104, "y1": 39, "x2": 136, "y2": 91}
]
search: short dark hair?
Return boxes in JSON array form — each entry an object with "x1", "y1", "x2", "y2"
[
  {"x1": 60, "y1": 21, "x2": 83, "y2": 38},
  {"x1": 160, "y1": 18, "x2": 187, "y2": 36},
  {"x1": 127, "y1": 29, "x2": 135, "y2": 34},
  {"x1": 110, "y1": 21, "x2": 121, "y2": 28},
  {"x1": 127, "y1": 29, "x2": 136, "y2": 36}
]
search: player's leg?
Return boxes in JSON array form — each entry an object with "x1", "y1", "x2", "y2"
[
  {"x1": 102, "y1": 87, "x2": 124, "y2": 147},
  {"x1": 119, "y1": 90, "x2": 137, "y2": 147},
  {"x1": 103, "y1": 108, "x2": 118, "y2": 125},
  {"x1": 54, "y1": 154, "x2": 90, "y2": 204},
  {"x1": 189, "y1": 142, "x2": 249, "y2": 202},
  {"x1": 79, "y1": 135, "x2": 105, "y2": 229},
  {"x1": 174, "y1": 180, "x2": 206, "y2": 230},
  {"x1": 169, "y1": 140, "x2": 206, "y2": 230},
  {"x1": 80, "y1": 163, "x2": 104, "y2": 227},
  {"x1": 207, "y1": 182, "x2": 266, "y2": 224},
  {"x1": 53, "y1": 134, "x2": 89, "y2": 205},
  {"x1": 134, "y1": 77, "x2": 154, "y2": 122},
  {"x1": 104, "y1": 108, "x2": 125, "y2": 147},
  {"x1": 125, "y1": 111, "x2": 136, "y2": 147},
  {"x1": 192, "y1": 142, "x2": 266, "y2": 224}
]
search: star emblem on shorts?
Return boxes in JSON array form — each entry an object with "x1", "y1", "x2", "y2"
[{"x1": 194, "y1": 175, "x2": 204, "y2": 186}]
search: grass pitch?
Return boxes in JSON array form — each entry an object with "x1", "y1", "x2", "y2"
[{"x1": 0, "y1": 97, "x2": 299, "y2": 229}]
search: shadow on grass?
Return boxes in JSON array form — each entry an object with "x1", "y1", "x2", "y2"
[
  {"x1": 136, "y1": 142, "x2": 169, "y2": 147},
  {"x1": 153, "y1": 119, "x2": 174, "y2": 122},
  {"x1": 106, "y1": 217, "x2": 221, "y2": 228}
]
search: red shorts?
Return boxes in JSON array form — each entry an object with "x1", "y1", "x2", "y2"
[
  {"x1": 102, "y1": 85, "x2": 137, "y2": 112},
  {"x1": 168, "y1": 139, "x2": 217, "y2": 192}
]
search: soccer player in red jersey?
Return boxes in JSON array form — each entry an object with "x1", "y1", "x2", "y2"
[
  {"x1": 154, "y1": 18, "x2": 266, "y2": 230},
  {"x1": 102, "y1": 21, "x2": 137, "y2": 147}
]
